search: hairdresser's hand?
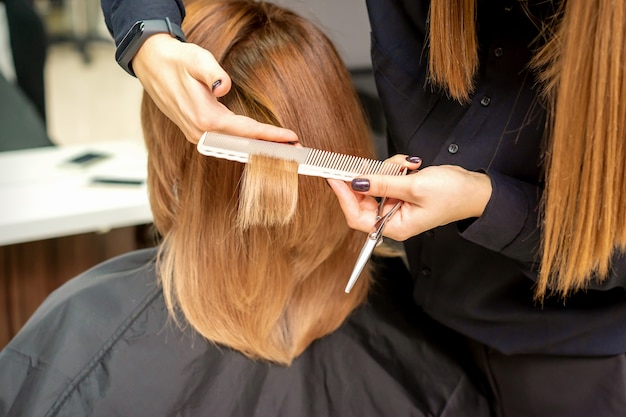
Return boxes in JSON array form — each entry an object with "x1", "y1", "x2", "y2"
[
  {"x1": 132, "y1": 34, "x2": 298, "y2": 143},
  {"x1": 328, "y1": 156, "x2": 492, "y2": 241}
]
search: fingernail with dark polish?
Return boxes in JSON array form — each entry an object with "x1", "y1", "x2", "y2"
[
  {"x1": 351, "y1": 178, "x2": 370, "y2": 192},
  {"x1": 406, "y1": 156, "x2": 421, "y2": 164},
  {"x1": 211, "y1": 79, "x2": 222, "y2": 92}
]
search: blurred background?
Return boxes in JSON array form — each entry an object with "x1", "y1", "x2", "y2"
[
  {"x1": 42, "y1": 1, "x2": 144, "y2": 146},
  {"x1": 27, "y1": 0, "x2": 379, "y2": 146}
]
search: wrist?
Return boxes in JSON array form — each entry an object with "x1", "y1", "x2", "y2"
[
  {"x1": 115, "y1": 18, "x2": 186, "y2": 77},
  {"x1": 468, "y1": 171, "x2": 492, "y2": 218},
  {"x1": 133, "y1": 34, "x2": 181, "y2": 79}
]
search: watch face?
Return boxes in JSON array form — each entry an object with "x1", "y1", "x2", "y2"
[{"x1": 116, "y1": 22, "x2": 145, "y2": 58}]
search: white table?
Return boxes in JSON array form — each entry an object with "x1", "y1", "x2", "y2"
[{"x1": 0, "y1": 140, "x2": 152, "y2": 246}]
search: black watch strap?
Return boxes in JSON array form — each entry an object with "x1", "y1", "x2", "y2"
[{"x1": 115, "y1": 18, "x2": 186, "y2": 77}]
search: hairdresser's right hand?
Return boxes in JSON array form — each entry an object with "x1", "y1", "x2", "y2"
[
  {"x1": 328, "y1": 156, "x2": 492, "y2": 241},
  {"x1": 132, "y1": 34, "x2": 298, "y2": 143}
]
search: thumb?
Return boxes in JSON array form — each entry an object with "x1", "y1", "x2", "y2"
[
  {"x1": 186, "y1": 44, "x2": 232, "y2": 96},
  {"x1": 351, "y1": 173, "x2": 416, "y2": 201}
]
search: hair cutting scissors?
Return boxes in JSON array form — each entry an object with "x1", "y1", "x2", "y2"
[{"x1": 344, "y1": 197, "x2": 402, "y2": 293}]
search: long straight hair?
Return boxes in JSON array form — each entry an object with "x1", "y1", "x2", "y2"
[
  {"x1": 428, "y1": 0, "x2": 626, "y2": 298},
  {"x1": 141, "y1": 0, "x2": 376, "y2": 364}
]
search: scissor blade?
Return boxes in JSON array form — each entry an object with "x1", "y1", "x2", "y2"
[{"x1": 345, "y1": 237, "x2": 378, "y2": 293}]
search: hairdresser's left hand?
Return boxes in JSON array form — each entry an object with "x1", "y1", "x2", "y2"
[
  {"x1": 328, "y1": 156, "x2": 492, "y2": 241},
  {"x1": 133, "y1": 34, "x2": 298, "y2": 143}
]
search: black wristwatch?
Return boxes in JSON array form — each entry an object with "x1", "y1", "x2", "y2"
[{"x1": 115, "y1": 18, "x2": 186, "y2": 77}]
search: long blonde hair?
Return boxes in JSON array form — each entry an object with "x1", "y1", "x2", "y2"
[
  {"x1": 428, "y1": 0, "x2": 626, "y2": 299},
  {"x1": 141, "y1": 0, "x2": 376, "y2": 365}
]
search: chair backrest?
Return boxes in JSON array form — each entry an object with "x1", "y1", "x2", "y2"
[
  {"x1": 1, "y1": 0, "x2": 48, "y2": 124},
  {"x1": 0, "y1": 71, "x2": 53, "y2": 151}
]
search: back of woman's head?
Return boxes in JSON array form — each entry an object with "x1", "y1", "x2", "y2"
[{"x1": 141, "y1": 0, "x2": 376, "y2": 364}]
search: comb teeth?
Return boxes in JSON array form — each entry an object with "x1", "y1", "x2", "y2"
[
  {"x1": 197, "y1": 132, "x2": 406, "y2": 181},
  {"x1": 304, "y1": 149, "x2": 404, "y2": 179}
]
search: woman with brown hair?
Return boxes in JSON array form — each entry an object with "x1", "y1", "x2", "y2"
[
  {"x1": 102, "y1": 0, "x2": 626, "y2": 416},
  {"x1": 0, "y1": 1, "x2": 488, "y2": 415}
]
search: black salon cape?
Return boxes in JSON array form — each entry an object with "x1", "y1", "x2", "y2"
[{"x1": 0, "y1": 248, "x2": 489, "y2": 416}]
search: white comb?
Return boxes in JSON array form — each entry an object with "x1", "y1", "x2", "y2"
[{"x1": 197, "y1": 132, "x2": 405, "y2": 181}]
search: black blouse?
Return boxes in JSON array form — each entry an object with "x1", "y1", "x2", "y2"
[{"x1": 101, "y1": 0, "x2": 185, "y2": 45}]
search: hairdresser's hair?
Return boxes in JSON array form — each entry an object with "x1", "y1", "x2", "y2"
[
  {"x1": 428, "y1": 0, "x2": 626, "y2": 299},
  {"x1": 141, "y1": 0, "x2": 375, "y2": 364}
]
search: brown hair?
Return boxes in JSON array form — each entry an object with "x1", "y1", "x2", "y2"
[
  {"x1": 428, "y1": 0, "x2": 478, "y2": 103},
  {"x1": 141, "y1": 0, "x2": 376, "y2": 364},
  {"x1": 428, "y1": 0, "x2": 626, "y2": 298}
]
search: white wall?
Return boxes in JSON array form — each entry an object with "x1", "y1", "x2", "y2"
[{"x1": 272, "y1": 0, "x2": 372, "y2": 69}]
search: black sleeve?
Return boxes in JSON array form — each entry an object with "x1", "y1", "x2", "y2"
[
  {"x1": 460, "y1": 170, "x2": 542, "y2": 266},
  {"x1": 101, "y1": 0, "x2": 186, "y2": 45}
]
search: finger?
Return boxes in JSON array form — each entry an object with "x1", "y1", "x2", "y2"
[
  {"x1": 213, "y1": 113, "x2": 299, "y2": 143},
  {"x1": 351, "y1": 173, "x2": 419, "y2": 201},
  {"x1": 385, "y1": 154, "x2": 422, "y2": 171},
  {"x1": 208, "y1": 75, "x2": 231, "y2": 97},
  {"x1": 184, "y1": 44, "x2": 232, "y2": 96},
  {"x1": 180, "y1": 101, "x2": 298, "y2": 143}
]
